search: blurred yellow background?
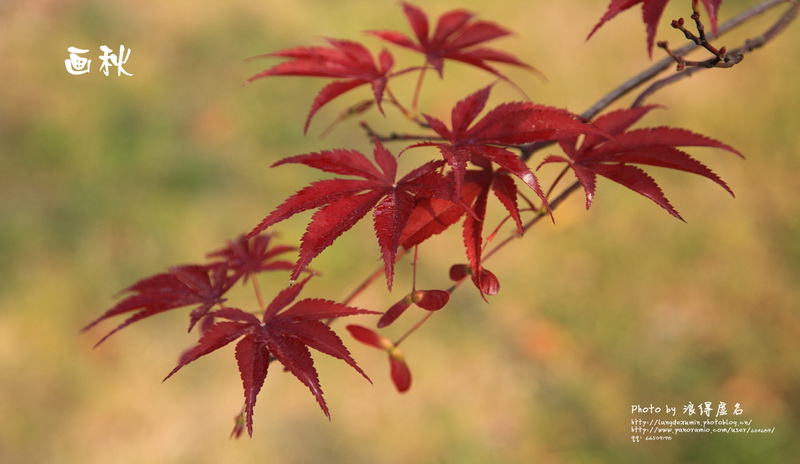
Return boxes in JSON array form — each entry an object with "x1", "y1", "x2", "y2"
[{"x1": 1, "y1": 0, "x2": 799, "y2": 463}]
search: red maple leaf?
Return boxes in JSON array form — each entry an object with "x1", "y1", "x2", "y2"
[
  {"x1": 249, "y1": 140, "x2": 456, "y2": 289},
  {"x1": 84, "y1": 233, "x2": 302, "y2": 345},
  {"x1": 164, "y1": 276, "x2": 379, "y2": 437},
  {"x1": 396, "y1": 155, "x2": 530, "y2": 298},
  {"x1": 367, "y1": 2, "x2": 533, "y2": 79},
  {"x1": 346, "y1": 324, "x2": 412, "y2": 393},
  {"x1": 398, "y1": 170, "x2": 485, "y2": 249},
  {"x1": 414, "y1": 85, "x2": 602, "y2": 217},
  {"x1": 397, "y1": 166, "x2": 521, "y2": 298},
  {"x1": 83, "y1": 263, "x2": 234, "y2": 346},
  {"x1": 458, "y1": 167, "x2": 525, "y2": 297},
  {"x1": 538, "y1": 105, "x2": 742, "y2": 220},
  {"x1": 246, "y1": 38, "x2": 395, "y2": 133},
  {"x1": 206, "y1": 232, "x2": 296, "y2": 286},
  {"x1": 588, "y1": 0, "x2": 723, "y2": 56}
]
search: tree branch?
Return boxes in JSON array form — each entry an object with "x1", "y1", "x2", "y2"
[
  {"x1": 510, "y1": 0, "x2": 799, "y2": 264},
  {"x1": 580, "y1": 0, "x2": 794, "y2": 121},
  {"x1": 635, "y1": 0, "x2": 799, "y2": 107}
]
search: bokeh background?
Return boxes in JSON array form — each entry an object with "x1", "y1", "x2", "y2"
[{"x1": 2, "y1": 0, "x2": 799, "y2": 462}]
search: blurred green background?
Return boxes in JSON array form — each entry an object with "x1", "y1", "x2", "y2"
[{"x1": 2, "y1": 0, "x2": 799, "y2": 462}]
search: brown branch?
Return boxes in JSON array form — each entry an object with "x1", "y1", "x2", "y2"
[
  {"x1": 657, "y1": 5, "x2": 748, "y2": 71},
  {"x1": 512, "y1": 0, "x2": 799, "y2": 263},
  {"x1": 635, "y1": 0, "x2": 799, "y2": 107},
  {"x1": 582, "y1": 0, "x2": 791, "y2": 119},
  {"x1": 519, "y1": 0, "x2": 796, "y2": 163},
  {"x1": 482, "y1": 180, "x2": 583, "y2": 263},
  {"x1": 359, "y1": 121, "x2": 440, "y2": 144}
]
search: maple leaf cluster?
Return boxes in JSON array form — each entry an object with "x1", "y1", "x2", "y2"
[
  {"x1": 245, "y1": 0, "x2": 736, "y2": 297},
  {"x1": 83, "y1": 233, "x2": 294, "y2": 344},
  {"x1": 84, "y1": 233, "x2": 378, "y2": 436},
  {"x1": 539, "y1": 105, "x2": 741, "y2": 221},
  {"x1": 85, "y1": 0, "x2": 749, "y2": 438}
]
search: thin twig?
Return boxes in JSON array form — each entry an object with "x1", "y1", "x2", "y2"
[
  {"x1": 482, "y1": 180, "x2": 582, "y2": 263},
  {"x1": 519, "y1": 0, "x2": 795, "y2": 164},
  {"x1": 635, "y1": 0, "x2": 799, "y2": 107},
  {"x1": 251, "y1": 275, "x2": 265, "y2": 310},
  {"x1": 359, "y1": 122, "x2": 438, "y2": 143},
  {"x1": 340, "y1": 250, "x2": 406, "y2": 306},
  {"x1": 578, "y1": 0, "x2": 791, "y2": 122}
]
